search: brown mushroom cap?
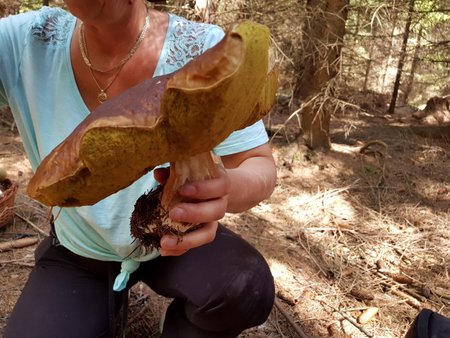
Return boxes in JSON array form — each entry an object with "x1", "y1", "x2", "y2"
[{"x1": 27, "y1": 21, "x2": 277, "y2": 206}]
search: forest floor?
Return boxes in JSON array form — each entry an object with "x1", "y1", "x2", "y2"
[{"x1": 0, "y1": 95, "x2": 449, "y2": 338}]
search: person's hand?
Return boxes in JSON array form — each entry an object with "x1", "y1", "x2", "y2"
[
  {"x1": 160, "y1": 221, "x2": 218, "y2": 256},
  {"x1": 153, "y1": 166, "x2": 230, "y2": 256}
]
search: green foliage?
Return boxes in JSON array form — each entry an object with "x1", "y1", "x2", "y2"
[
  {"x1": 342, "y1": 0, "x2": 450, "y2": 103},
  {"x1": 19, "y1": 0, "x2": 43, "y2": 13}
]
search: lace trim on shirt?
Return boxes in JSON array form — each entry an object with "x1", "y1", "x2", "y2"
[
  {"x1": 31, "y1": 7, "x2": 72, "y2": 46},
  {"x1": 164, "y1": 16, "x2": 212, "y2": 69}
]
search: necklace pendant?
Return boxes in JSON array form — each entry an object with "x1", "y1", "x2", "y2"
[{"x1": 97, "y1": 91, "x2": 108, "y2": 104}]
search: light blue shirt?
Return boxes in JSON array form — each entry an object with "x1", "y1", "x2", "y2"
[{"x1": 0, "y1": 7, "x2": 269, "y2": 290}]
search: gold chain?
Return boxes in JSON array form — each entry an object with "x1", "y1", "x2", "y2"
[
  {"x1": 79, "y1": 13, "x2": 150, "y2": 104},
  {"x1": 88, "y1": 64, "x2": 124, "y2": 104},
  {"x1": 79, "y1": 14, "x2": 150, "y2": 73}
]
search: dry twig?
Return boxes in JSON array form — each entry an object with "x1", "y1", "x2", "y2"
[
  {"x1": 0, "y1": 237, "x2": 38, "y2": 252},
  {"x1": 389, "y1": 288, "x2": 422, "y2": 309},
  {"x1": 376, "y1": 271, "x2": 427, "y2": 304},
  {"x1": 0, "y1": 257, "x2": 32, "y2": 265},
  {"x1": 274, "y1": 298, "x2": 311, "y2": 338},
  {"x1": 14, "y1": 212, "x2": 48, "y2": 237}
]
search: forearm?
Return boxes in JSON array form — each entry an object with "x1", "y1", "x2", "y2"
[
  {"x1": 159, "y1": 144, "x2": 276, "y2": 254},
  {"x1": 224, "y1": 150, "x2": 277, "y2": 213}
]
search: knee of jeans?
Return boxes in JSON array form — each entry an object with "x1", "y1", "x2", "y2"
[
  {"x1": 187, "y1": 260, "x2": 275, "y2": 331},
  {"x1": 229, "y1": 266, "x2": 275, "y2": 326}
]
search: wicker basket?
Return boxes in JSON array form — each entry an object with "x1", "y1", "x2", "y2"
[{"x1": 0, "y1": 179, "x2": 18, "y2": 228}]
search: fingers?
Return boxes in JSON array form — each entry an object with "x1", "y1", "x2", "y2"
[
  {"x1": 169, "y1": 197, "x2": 228, "y2": 224},
  {"x1": 156, "y1": 165, "x2": 228, "y2": 256},
  {"x1": 159, "y1": 221, "x2": 218, "y2": 256},
  {"x1": 168, "y1": 165, "x2": 230, "y2": 224},
  {"x1": 178, "y1": 165, "x2": 231, "y2": 200}
]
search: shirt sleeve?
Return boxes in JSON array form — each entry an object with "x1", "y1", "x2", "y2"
[
  {"x1": 0, "y1": 11, "x2": 36, "y2": 108},
  {"x1": 202, "y1": 24, "x2": 225, "y2": 51},
  {"x1": 213, "y1": 120, "x2": 269, "y2": 156}
]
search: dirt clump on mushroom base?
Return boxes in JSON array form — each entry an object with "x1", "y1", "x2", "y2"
[
  {"x1": 130, "y1": 186, "x2": 201, "y2": 249},
  {"x1": 130, "y1": 187, "x2": 164, "y2": 249}
]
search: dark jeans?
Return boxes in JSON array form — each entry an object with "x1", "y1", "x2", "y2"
[
  {"x1": 404, "y1": 309, "x2": 450, "y2": 338},
  {"x1": 4, "y1": 225, "x2": 275, "y2": 338}
]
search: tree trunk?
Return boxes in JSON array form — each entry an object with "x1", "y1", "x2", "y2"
[
  {"x1": 42, "y1": 0, "x2": 50, "y2": 6},
  {"x1": 382, "y1": 9, "x2": 399, "y2": 89},
  {"x1": 363, "y1": 22, "x2": 378, "y2": 91},
  {"x1": 293, "y1": 0, "x2": 348, "y2": 150},
  {"x1": 403, "y1": 25, "x2": 422, "y2": 104},
  {"x1": 388, "y1": 0, "x2": 415, "y2": 114}
]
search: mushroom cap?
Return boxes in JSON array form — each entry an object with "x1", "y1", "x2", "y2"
[{"x1": 27, "y1": 21, "x2": 278, "y2": 206}]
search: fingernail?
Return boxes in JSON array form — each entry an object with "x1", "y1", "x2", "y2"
[
  {"x1": 170, "y1": 207, "x2": 186, "y2": 220},
  {"x1": 161, "y1": 237, "x2": 178, "y2": 248}
]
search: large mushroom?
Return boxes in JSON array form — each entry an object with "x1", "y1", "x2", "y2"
[{"x1": 27, "y1": 21, "x2": 278, "y2": 247}]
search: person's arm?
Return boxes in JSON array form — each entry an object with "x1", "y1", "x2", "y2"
[
  {"x1": 222, "y1": 143, "x2": 276, "y2": 212},
  {"x1": 157, "y1": 143, "x2": 277, "y2": 256}
]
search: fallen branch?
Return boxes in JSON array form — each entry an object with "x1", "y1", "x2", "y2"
[
  {"x1": 277, "y1": 289, "x2": 297, "y2": 306},
  {"x1": 9, "y1": 261, "x2": 34, "y2": 267},
  {"x1": 378, "y1": 268, "x2": 415, "y2": 285},
  {"x1": 14, "y1": 212, "x2": 49, "y2": 237},
  {"x1": 390, "y1": 288, "x2": 421, "y2": 309},
  {"x1": 376, "y1": 271, "x2": 426, "y2": 305},
  {"x1": 0, "y1": 257, "x2": 31, "y2": 264},
  {"x1": 0, "y1": 237, "x2": 39, "y2": 252},
  {"x1": 274, "y1": 298, "x2": 311, "y2": 338},
  {"x1": 430, "y1": 288, "x2": 450, "y2": 301},
  {"x1": 359, "y1": 140, "x2": 388, "y2": 157}
]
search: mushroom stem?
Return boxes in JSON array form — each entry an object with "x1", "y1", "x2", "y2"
[
  {"x1": 160, "y1": 151, "x2": 221, "y2": 233},
  {"x1": 162, "y1": 151, "x2": 220, "y2": 207}
]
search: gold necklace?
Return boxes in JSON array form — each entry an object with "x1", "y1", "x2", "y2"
[
  {"x1": 79, "y1": 13, "x2": 150, "y2": 103},
  {"x1": 79, "y1": 14, "x2": 150, "y2": 73},
  {"x1": 88, "y1": 65, "x2": 124, "y2": 103}
]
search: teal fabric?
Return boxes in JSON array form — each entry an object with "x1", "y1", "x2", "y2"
[{"x1": 0, "y1": 7, "x2": 269, "y2": 291}]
